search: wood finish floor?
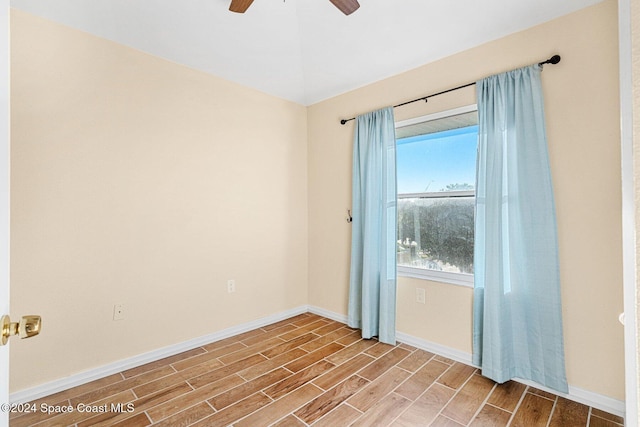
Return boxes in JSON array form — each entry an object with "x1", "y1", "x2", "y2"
[{"x1": 10, "y1": 313, "x2": 625, "y2": 427}]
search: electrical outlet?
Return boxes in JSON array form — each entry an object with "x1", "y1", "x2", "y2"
[
  {"x1": 416, "y1": 288, "x2": 426, "y2": 304},
  {"x1": 113, "y1": 303, "x2": 125, "y2": 321},
  {"x1": 227, "y1": 280, "x2": 236, "y2": 293}
]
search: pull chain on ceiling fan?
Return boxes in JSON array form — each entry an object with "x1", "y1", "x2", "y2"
[{"x1": 229, "y1": 0, "x2": 360, "y2": 15}]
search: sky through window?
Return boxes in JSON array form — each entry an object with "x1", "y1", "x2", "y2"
[{"x1": 396, "y1": 125, "x2": 478, "y2": 194}]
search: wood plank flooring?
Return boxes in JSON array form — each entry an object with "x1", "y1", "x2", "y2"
[{"x1": 9, "y1": 313, "x2": 625, "y2": 426}]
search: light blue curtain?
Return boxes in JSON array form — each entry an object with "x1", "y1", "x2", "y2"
[
  {"x1": 348, "y1": 106, "x2": 397, "y2": 345},
  {"x1": 473, "y1": 64, "x2": 568, "y2": 393}
]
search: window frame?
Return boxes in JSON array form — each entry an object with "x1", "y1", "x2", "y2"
[{"x1": 395, "y1": 105, "x2": 478, "y2": 288}]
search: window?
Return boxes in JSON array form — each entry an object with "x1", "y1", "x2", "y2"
[{"x1": 396, "y1": 105, "x2": 478, "y2": 287}]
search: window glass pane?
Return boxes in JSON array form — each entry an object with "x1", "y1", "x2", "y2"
[
  {"x1": 397, "y1": 125, "x2": 478, "y2": 194},
  {"x1": 397, "y1": 197, "x2": 475, "y2": 274},
  {"x1": 396, "y1": 108, "x2": 478, "y2": 279}
]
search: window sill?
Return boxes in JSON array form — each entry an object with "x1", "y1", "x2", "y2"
[{"x1": 397, "y1": 266, "x2": 474, "y2": 288}]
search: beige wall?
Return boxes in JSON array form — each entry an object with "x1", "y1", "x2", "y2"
[
  {"x1": 308, "y1": 0, "x2": 624, "y2": 400},
  {"x1": 9, "y1": 9, "x2": 308, "y2": 392}
]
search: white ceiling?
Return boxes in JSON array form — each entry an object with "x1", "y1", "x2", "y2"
[{"x1": 11, "y1": 0, "x2": 603, "y2": 105}]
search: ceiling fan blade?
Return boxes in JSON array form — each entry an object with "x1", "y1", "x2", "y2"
[
  {"x1": 329, "y1": 0, "x2": 360, "y2": 15},
  {"x1": 229, "y1": 0, "x2": 255, "y2": 13}
]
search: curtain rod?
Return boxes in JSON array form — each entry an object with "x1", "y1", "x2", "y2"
[{"x1": 339, "y1": 54, "x2": 561, "y2": 125}]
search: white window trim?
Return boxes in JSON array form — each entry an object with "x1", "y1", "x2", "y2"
[
  {"x1": 396, "y1": 104, "x2": 478, "y2": 288},
  {"x1": 395, "y1": 104, "x2": 478, "y2": 129},
  {"x1": 397, "y1": 265, "x2": 474, "y2": 288},
  {"x1": 398, "y1": 190, "x2": 474, "y2": 199}
]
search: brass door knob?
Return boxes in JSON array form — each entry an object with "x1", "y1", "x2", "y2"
[{"x1": 0, "y1": 315, "x2": 42, "y2": 346}]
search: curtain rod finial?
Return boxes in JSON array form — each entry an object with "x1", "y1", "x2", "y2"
[
  {"x1": 540, "y1": 54, "x2": 561, "y2": 66},
  {"x1": 548, "y1": 54, "x2": 561, "y2": 64}
]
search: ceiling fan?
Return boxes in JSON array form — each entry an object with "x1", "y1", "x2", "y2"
[{"x1": 229, "y1": 0, "x2": 360, "y2": 15}]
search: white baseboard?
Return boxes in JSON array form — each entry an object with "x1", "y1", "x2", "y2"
[
  {"x1": 307, "y1": 305, "x2": 348, "y2": 324},
  {"x1": 395, "y1": 331, "x2": 476, "y2": 367},
  {"x1": 309, "y1": 305, "x2": 626, "y2": 419},
  {"x1": 9, "y1": 305, "x2": 309, "y2": 404},
  {"x1": 11, "y1": 304, "x2": 626, "y2": 420}
]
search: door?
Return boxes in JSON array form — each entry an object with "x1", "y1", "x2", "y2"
[{"x1": 1, "y1": 0, "x2": 10, "y2": 425}]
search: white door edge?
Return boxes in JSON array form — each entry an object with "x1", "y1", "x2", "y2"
[{"x1": 619, "y1": 0, "x2": 639, "y2": 425}]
